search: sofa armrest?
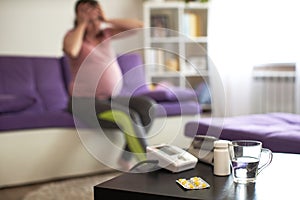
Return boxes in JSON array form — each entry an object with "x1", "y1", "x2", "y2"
[{"x1": 135, "y1": 87, "x2": 197, "y2": 102}]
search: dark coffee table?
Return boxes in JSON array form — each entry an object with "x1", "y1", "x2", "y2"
[{"x1": 94, "y1": 153, "x2": 300, "y2": 200}]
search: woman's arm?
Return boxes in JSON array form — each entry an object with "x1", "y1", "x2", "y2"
[
  {"x1": 63, "y1": 23, "x2": 87, "y2": 58},
  {"x1": 63, "y1": 3, "x2": 91, "y2": 58},
  {"x1": 96, "y1": 5, "x2": 143, "y2": 37}
]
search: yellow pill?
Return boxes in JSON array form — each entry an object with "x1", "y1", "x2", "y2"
[
  {"x1": 191, "y1": 177, "x2": 200, "y2": 181},
  {"x1": 180, "y1": 180, "x2": 187, "y2": 185},
  {"x1": 193, "y1": 181, "x2": 200, "y2": 186}
]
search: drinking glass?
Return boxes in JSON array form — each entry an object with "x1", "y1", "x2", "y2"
[{"x1": 228, "y1": 140, "x2": 273, "y2": 184}]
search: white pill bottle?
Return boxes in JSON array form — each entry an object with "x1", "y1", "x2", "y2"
[{"x1": 213, "y1": 140, "x2": 231, "y2": 176}]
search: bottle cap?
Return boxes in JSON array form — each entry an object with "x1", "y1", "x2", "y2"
[{"x1": 214, "y1": 140, "x2": 230, "y2": 148}]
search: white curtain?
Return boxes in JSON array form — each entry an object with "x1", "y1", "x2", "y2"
[{"x1": 208, "y1": 0, "x2": 300, "y2": 116}]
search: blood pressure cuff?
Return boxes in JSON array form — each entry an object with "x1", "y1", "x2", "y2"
[{"x1": 187, "y1": 135, "x2": 218, "y2": 165}]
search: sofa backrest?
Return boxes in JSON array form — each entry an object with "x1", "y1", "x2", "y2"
[
  {"x1": 0, "y1": 56, "x2": 69, "y2": 114},
  {"x1": 117, "y1": 53, "x2": 149, "y2": 96}
]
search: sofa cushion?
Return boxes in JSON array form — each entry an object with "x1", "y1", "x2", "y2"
[
  {"x1": 33, "y1": 57, "x2": 69, "y2": 111},
  {"x1": 0, "y1": 56, "x2": 42, "y2": 113},
  {"x1": 0, "y1": 94, "x2": 36, "y2": 113},
  {"x1": 0, "y1": 56, "x2": 69, "y2": 113},
  {"x1": 135, "y1": 87, "x2": 197, "y2": 102},
  {"x1": 156, "y1": 101, "x2": 201, "y2": 117}
]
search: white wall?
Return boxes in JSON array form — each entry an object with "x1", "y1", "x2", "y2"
[
  {"x1": 208, "y1": 0, "x2": 300, "y2": 116},
  {"x1": 0, "y1": 0, "x2": 143, "y2": 56}
]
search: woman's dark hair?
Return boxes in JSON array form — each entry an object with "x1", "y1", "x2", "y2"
[
  {"x1": 74, "y1": 0, "x2": 100, "y2": 27},
  {"x1": 75, "y1": 0, "x2": 99, "y2": 13}
]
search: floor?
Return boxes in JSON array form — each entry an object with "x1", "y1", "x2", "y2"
[
  {"x1": 0, "y1": 171, "x2": 118, "y2": 200},
  {"x1": 0, "y1": 183, "x2": 41, "y2": 200}
]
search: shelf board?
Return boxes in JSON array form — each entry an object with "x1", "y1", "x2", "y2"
[
  {"x1": 183, "y1": 36, "x2": 208, "y2": 43},
  {"x1": 144, "y1": 1, "x2": 185, "y2": 9},
  {"x1": 185, "y1": 2, "x2": 209, "y2": 9},
  {"x1": 183, "y1": 70, "x2": 209, "y2": 77},
  {"x1": 149, "y1": 37, "x2": 180, "y2": 43},
  {"x1": 144, "y1": 1, "x2": 209, "y2": 9},
  {"x1": 200, "y1": 103, "x2": 212, "y2": 111},
  {"x1": 149, "y1": 71, "x2": 181, "y2": 77},
  {"x1": 149, "y1": 70, "x2": 209, "y2": 78},
  {"x1": 149, "y1": 36, "x2": 208, "y2": 43}
]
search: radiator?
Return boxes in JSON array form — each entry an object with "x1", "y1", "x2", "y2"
[{"x1": 252, "y1": 63, "x2": 296, "y2": 113}]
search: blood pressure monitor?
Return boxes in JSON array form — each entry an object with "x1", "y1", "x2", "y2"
[{"x1": 146, "y1": 144, "x2": 198, "y2": 173}]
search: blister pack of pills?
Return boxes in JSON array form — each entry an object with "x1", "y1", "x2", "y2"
[{"x1": 176, "y1": 176, "x2": 210, "y2": 190}]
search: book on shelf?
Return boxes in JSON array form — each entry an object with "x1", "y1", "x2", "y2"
[
  {"x1": 183, "y1": 12, "x2": 202, "y2": 37},
  {"x1": 151, "y1": 14, "x2": 169, "y2": 37},
  {"x1": 165, "y1": 58, "x2": 179, "y2": 72},
  {"x1": 147, "y1": 49, "x2": 165, "y2": 73}
]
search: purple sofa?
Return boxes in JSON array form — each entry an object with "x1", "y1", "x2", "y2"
[
  {"x1": 0, "y1": 53, "x2": 201, "y2": 187},
  {"x1": 0, "y1": 53, "x2": 201, "y2": 132},
  {"x1": 184, "y1": 112, "x2": 300, "y2": 154}
]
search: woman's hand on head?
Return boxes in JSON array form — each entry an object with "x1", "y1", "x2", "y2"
[
  {"x1": 76, "y1": 3, "x2": 92, "y2": 26},
  {"x1": 96, "y1": 4, "x2": 107, "y2": 22}
]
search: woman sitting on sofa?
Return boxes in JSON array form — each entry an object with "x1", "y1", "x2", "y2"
[{"x1": 63, "y1": 0, "x2": 155, "y2": 170}]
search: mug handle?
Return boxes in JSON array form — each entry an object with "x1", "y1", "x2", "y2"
[{"x1": 257, "y1": 148, "x2": 273, "y2": 174}]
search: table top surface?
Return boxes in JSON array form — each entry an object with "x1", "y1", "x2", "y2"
[{"x1": 95, "y1": 153, "x2": 300, "y2": 200}]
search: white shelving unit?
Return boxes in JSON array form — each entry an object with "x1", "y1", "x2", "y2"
[{"x1": 143, "y1": 1, "x2": 211, "y2": 110}]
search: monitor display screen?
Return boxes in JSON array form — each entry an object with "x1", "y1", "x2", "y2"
[{"x1": 156, "y1": 146, "x2": 179, "y2": 156}]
